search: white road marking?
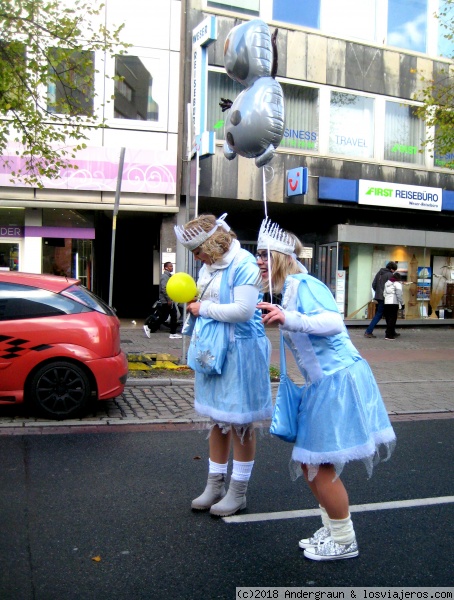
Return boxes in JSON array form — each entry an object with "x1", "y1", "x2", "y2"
[{"x1": 223, "y1": 495, "x2": 454, "y2": 524}]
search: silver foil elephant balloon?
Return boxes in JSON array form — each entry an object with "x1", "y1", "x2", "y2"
[{"x1": 221, "y1": 19, "x2": 285, "y2": 168}]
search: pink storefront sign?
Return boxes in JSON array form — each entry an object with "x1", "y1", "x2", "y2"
[{"x1": 0, "y1": 145, "x2": 177, "y2": 195}]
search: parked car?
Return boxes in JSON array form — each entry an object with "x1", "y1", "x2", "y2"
[{"x1": 0, "y1": 271, "x2": 128, "y2": 419}]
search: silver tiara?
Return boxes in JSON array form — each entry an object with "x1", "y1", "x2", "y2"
[
  {"x1": 174, "y1": 213, "x2": 230, "y2": 251},
  {"x1": 257, "y1": 218, "x2": 295, "y2": 256}
]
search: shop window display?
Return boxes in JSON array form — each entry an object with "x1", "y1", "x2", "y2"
[
  {"x1": 387, "y1": 0, "x2": 427, "y2": 53},
  {"x1": 207, "y1": 71, "x2": 243, "y2": 141},
  {"x1": 42, "y1": 239, "x2": 92, "y2": 289},
  {"x1": 0, "y1": 243, "x2": 19, "y2": 271},
  {"x1": 47, "y1": 49, "x2": 95, "y2": 117},
  {"x1": 384, "y1": 101, "x2": 425, "y2": 165},
  {"x1": 329, "y1": 92, "x2": 374, "y2": 159},
  {"x1": 281, "y1": 83, "x2": 319, "y2": 152}
]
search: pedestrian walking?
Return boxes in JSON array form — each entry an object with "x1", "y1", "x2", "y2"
[
  {"x1": 174, "y1": 213, "x2": 272, "y2": 516},
  {"x1": 256, "y1": 217, "x2": 396, "y2": 562},
  {"x1": 143, "y1": 261, "x2": 181, "y2": 339},
  {"x1": 383, "y1": 272, "x2": 403, "y2": 340},
  {"x1": 364, "y1": 261, "x2": 398, "y2": 338}
]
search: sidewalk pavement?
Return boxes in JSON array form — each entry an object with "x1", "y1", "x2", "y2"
[
  {"x1": 119, "y1": 318, "x2": 454, "y2": 416},
  {"x1": 1, "y1": 319, "x2": 454, "y2": 430}
]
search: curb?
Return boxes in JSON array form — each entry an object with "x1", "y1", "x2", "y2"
[
  {"x1": 126, "y1": 377, "x2": 194, "y2": 387},
  {"x1": 126, "y1": 378, "x2": 282, "y2": 389}
]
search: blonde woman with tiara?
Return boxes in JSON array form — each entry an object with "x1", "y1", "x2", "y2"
[
  {"x1": 256, "y1": 217, "x2": 396, "y2": 562},
  {"x1": 174, "y1": 213, "x2": 272, "y2": 517}
]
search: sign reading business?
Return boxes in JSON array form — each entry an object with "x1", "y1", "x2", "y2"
[{"x1": 358, "y1": 180, "x2": 442, "y2": 212}]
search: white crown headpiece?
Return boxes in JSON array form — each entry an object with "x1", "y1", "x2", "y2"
[
  {"x1": 257, "y1": 218, "x2": 295, "y2": 256},
  {"x1": 174, "y1": 213, "x2": 230, "y2": 251}
]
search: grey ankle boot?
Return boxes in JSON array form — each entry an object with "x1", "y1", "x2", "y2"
[
  {"x1": 191, "y1": 474, "x2": 226, "y2": 510},
  {"x1": 209, "y1": 479, "x2": 248, "y2": 517}
]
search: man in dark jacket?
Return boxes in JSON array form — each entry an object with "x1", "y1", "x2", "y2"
[
  {"x1": 364, "y1": 261, "x2": 398, "y2": 338},
  {"x1": 143, "y1": 262, "x2": 181, "y2": 339}
]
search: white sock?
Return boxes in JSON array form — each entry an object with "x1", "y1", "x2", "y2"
[
  {"x1": 329, "y1": 514, "x2": 356, "y2": 545},
  {"x1": 209, "y1": 459, "x2": 228, "y2": 475},
  {"x1": 232, "y1": 459, "x2": 255, "y2": 481},
  {"x1": 319, "y1": 505, "x2": 330, "y2": 530}
]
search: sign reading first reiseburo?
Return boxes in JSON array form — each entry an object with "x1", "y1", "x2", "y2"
[
  {"x1": 191, "y1": 16, "x2": 217, "y2": 157},
  {"x1": 358, "y1": 179, "x2": 442, "y2": 212}
]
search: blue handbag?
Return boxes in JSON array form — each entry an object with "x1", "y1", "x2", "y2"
[
  {"x1": 187, "y1": 316, "x2": 229, "y2": 375},
  {"x1": 270, "y1": 333, "x2": 303, "y2": 443}
]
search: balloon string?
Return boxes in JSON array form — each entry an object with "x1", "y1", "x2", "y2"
[
  {"x1": 262, "y1": 168, "x2": 268, "y2": 217},
  {"x1": 262, "y1": 167, "x2": 273, "y2": 302}
]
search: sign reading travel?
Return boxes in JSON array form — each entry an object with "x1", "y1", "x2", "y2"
[{"x1": 358, "y1": 180, "x2": 442, "y2": 212}]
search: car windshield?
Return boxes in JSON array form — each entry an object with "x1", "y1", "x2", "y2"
[{"x1": 61, "y1": 285, "x2": 117, "y2": 316}]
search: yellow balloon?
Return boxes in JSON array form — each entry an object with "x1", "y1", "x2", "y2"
[{"x1": 166, "y1": 272, "x2": 198, "y2": 303}]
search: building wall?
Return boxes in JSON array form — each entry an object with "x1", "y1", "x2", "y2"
[
  {"x1": 0, "y1": 0, "x2": 183, "y2": 318},
  {"x1": 182, "y1": 3, "x2": 454, "y2": 318}
]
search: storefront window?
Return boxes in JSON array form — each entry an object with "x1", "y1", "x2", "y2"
[
  {"x1": 437, "y1": 0, "x2": 454, "y2": 57},
  {"x1": 281, "y1": 83, "x2": 319, "y2": 152},
  {"x1": 0, "y1": 242, "x2": 19, "y2": 271},
  {"x1": 273, "y1": 0, "x2": 320, "y2": 28},
  {"x1": 384, "y1": 101, "x2": 425, "y2": 164},
  {"x1": 207, "y1": 71, "x2": 243, "y2": 140},
  {"x1": 329, "y1": 92, "x2": 374, "y2": 158},
  {"x1": 321, "y1": 0, "x2": 377, "y2": 41},
  {"x1": 434, "y1": 125, "x2": 454, "y2": 168},
  {"x1": 207, "y1": 0, "x2": 259, "y2": 15},
  {"x1": 114, "y1": 55, "x2": 159, "y2": 121},
  {"x1": 387, "y1": 0, "x2": 427, "y2": 53},
  {"x1": 47, "y1": 49, "x2": 94, "y2": 117},
  {"x1": 42, "y1": 239, "x2": 92, "y2": 288}
]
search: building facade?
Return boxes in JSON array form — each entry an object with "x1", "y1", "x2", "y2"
[
  {"x1": 180, "y1": 0, "x2": 454, "y2": 320},
  {"x1": 0, "y1": 0, "x2": 182, "y2": 317},
  {"x1": 3, "y1": 0, "x2": 454, "y2": 320}
]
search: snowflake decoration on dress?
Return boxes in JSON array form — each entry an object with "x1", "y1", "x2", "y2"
[{"x1": 196, "y1": 349, "x2": 216, "y2": 371}]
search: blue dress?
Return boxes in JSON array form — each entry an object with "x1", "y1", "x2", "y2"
[
  {"x1": 279, "y1": 273, "x2": 396, "y2": 480},
  {"x1": 191, "y1": 245, "x2": 272, "y2": 425}
]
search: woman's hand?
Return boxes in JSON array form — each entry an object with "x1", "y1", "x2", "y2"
[
  {"x1": 187, "y1": 301, "x2": 201, "y2": 317},
  {"x1": 257, "y1": 302, "x2": 285, "y2": 326}
]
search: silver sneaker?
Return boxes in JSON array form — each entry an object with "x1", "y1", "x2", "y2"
[
  {"x1": 143, "y1": 325, "x2": 151, "y2": 338},
  {"x1": 298, "y1": 526, "x2": 331, "y2": 549},
  {"x1": 303, "y1": 538, "x2": 359, "y2": 561}
]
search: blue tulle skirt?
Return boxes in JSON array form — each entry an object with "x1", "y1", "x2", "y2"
[
  {"x1": 194, "y1": 335, "x2": 272, "y2": 425},
  {"x1": 290, "y1": 358, "x2": 396, "y2": 480}
]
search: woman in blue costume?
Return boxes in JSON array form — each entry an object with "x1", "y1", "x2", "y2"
[
  {"x1": 256, "y1": 218, "x2": 396, "y2": 561},
  {"x1": 174, "y1": 213, "x2": 272, "y2": 517}
]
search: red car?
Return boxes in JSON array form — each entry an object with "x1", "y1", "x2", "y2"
[{"x1": 0, "y1": 271, "x2": 128, "y2": 419}]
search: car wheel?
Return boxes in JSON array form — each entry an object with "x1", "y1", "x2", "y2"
[{"x1": 28, "y1": 361, "x2": 92, "y2": 420}]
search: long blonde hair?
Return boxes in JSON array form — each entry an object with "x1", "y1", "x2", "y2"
[
  {"x1": 184, "y1": 214, "x2": 237, "y2": 262},
  {"x1": 262, "y1": 233, "x2": 304, "y2": 294}
]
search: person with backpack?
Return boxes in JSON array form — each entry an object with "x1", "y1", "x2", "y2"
[
  {"x1": 364, "y1": 261, "x2": 398, "y2": 338},
  {"x1": 143, "y1": 262, "x2": 181, "y2": 339}
]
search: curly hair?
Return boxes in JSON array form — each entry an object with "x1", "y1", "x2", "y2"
[{"x1": 184, "y1": 214, "x2": 237, "y2": 262}]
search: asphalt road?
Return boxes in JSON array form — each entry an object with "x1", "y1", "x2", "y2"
[{"x1": 0, "y1": 418, "x2": 453, "y2": 599}]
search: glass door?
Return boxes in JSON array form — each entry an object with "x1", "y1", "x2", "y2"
[{"x1": 318, "y1": 242, "x2": 339, "y2": 296}]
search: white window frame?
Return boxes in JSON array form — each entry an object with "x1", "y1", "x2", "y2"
[{"x1": 103, "y1": 48, "x2": 170, "y2": 132}]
